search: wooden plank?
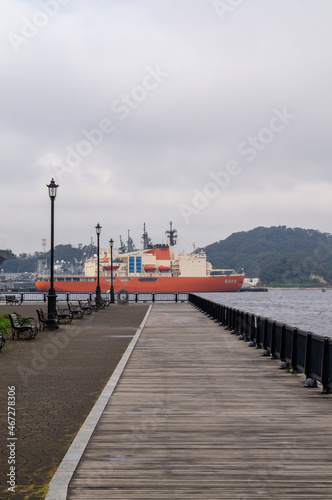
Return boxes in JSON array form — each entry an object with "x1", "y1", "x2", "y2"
[{"x1": 67, "y1": 303, "x2": 332, "y2": 499}]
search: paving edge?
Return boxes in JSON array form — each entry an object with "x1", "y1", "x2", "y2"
[{"x1": 45, "y1": 305, "x2": 152, "y2": 500}]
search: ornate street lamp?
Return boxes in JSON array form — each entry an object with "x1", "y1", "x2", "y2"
[
  {"x1": 109, "y1": 238, "x2": 115, "y2": 303},
  {"x1": 47, "y1": 178, "x2": 58, "y2": 318},
  {"x1": 95, "y1": 223, "x2": 102, "y2": 306}
]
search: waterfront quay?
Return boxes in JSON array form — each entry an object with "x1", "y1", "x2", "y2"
[
  {"x1": 0, "y1": 303, "x2": 149, "y2": 499},
  {"x1": 1, "y1": 301, "x2": 331, "y2": 499}
]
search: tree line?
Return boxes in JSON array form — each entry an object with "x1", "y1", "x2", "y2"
[{"x1": 203, "y1": 226, "x2": 332, "y2": 286}]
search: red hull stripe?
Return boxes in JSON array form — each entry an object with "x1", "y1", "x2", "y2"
[{"x1": 35, "y1": 276, "x2": 244, "y2": 293}]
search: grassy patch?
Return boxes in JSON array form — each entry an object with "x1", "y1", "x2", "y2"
[
  {"x1": 0, "y1": 312, "x2": 31, "y2": 337},
  {"x1": 0, "y1": 313, "x2": 12, "y2": 336},
  {"x1": 8, "y1": 483, "x2": 49, "y2": 499}
]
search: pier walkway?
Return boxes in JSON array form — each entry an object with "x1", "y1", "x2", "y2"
[{"x1": 52, "y1": 303, "x2": 332, "y2": 499}]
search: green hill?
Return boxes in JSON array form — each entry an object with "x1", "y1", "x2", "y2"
[
  {"x1": 203, "y1": 226, "x2": 332, "y2": 286},
  {"x1": 0, "y1": 243, "x2": 97, "y2": 274}
]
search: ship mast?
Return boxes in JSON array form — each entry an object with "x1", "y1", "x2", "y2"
[
  {"x1": 127, "y1": 230, "x2": 136, "y2": 253},
  {"x1": 166, "y1": 221, "x2": 178, "y2": 247},
  {"x1": 119, "y1": 235, "x2": 127, "y2": 254},
  {"x1": 142, "y1": 223, "x2": 153, "y2": 250}
]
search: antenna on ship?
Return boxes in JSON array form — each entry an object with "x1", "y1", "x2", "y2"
[
  {"x1": 166, "y1": 221, "x2": 178, "y2": 247},
  {"x1": 119, "y1": 235, "x2": 127, "y2": 254},
  {"x1": 127, "y1": 230, "x2": 136, "y2": 253},
  {"x1": 84, "y1": 237, "x2": 95, "y2": 259},
  {"x1": 142, "y1": 223, "x2": 153, "y2": 250}
]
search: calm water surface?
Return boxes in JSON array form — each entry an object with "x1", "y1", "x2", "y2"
[{"x1": 200, "y1": 289, "x2": 332, "y2": 339}]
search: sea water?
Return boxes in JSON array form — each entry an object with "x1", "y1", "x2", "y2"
[{"x1": 200, "y1": 289, "x2": 332, "y2": 339}]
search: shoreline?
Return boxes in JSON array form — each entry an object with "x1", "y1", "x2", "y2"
[{"x1": 265, "y1": 286, "x2": 330, "y2": 290}]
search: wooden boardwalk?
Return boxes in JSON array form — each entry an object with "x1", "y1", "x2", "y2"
[{"x1": 67, "y1": 303, "x2": 332, "y2": 499}]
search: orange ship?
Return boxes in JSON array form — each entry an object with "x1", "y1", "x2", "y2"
[{"x1": 35, "y1": 223, "x2": 244, "y2": 294}]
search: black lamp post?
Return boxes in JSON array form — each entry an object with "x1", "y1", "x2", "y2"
[
  {"x1": 109, "y1": 238, "x2": 115, "y2": 303},
  {"x1": 95, "y1": 223, "x2": 102, "y2": 306},
  {"x1": 47, "y1": 178, "x2": 58, "y2": 318}
]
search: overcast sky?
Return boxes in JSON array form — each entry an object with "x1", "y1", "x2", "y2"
[{"x1": 1, "y1": 0, "x2": 332, "y2": 255}]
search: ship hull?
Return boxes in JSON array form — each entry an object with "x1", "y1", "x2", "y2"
[{"x1": 35, "y1": 275, "x2": 244, "y2": 294}]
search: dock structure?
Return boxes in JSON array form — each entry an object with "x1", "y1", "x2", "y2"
[{"x1": 49, "y1": 303, "x2": 332, "y2": 499}]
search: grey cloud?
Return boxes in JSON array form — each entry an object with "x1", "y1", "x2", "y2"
[{"x1": 1, "y1": 0, "x2": 332, "y2": 253}]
